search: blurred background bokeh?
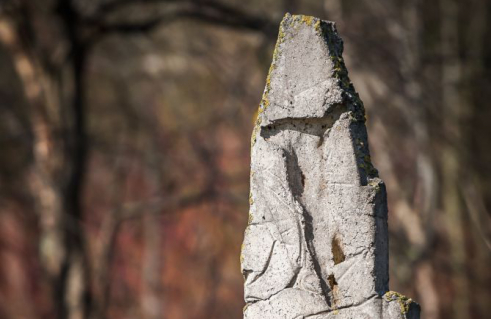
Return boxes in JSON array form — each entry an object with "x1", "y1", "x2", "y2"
[{"x1": 0, "y1": 0, "x2": 490, "y2": 319}]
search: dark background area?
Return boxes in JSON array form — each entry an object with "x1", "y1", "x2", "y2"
[{"x1": 0, "y1": 0, "x2": 490, "y2": 319}]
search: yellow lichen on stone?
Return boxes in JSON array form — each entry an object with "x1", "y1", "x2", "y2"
[
  {"x1": 300, "y1": 15, "x2": 315, "y2": 26},
  {"x1": 289, "y1": 14, "x2": 316, "y2": 27},
  {"x1": 248, "y1": 211, "x2": 254, "y2": 224},
  {"x1": 368, "y1": 179, "x2": 381, "y2": 192},
  {"x1": 332, "y1": 57, "x2": 343, "y2": 75},
  {"x1": 353, "y1": 134, "x2": 378, "y2": 178},
  {"x1": 251, "y1": 15, "x2": 289, "y2": 147},
  {"x1": 250, "y1": 118, "x2": 261, "y2": 147},
  {"x1": 314, "y1": 20, "x2": 322, "y2": 32},
  {"x1": 251, "y1": 109, "x2": 258, "y2": 125},
  {"x1": 243, "y1": 304, "x2": 249, "y2": 313},
  {"x1": 240, "y1": 242, "x2": 245, "y2": 266},
  {"x1": 271, "y1": 15, "x2": 287, "y2": 64},
  {"x1": 384, "y1": 291, "x2": 414, "y2": 314}
]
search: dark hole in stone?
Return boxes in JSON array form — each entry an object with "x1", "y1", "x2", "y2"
[
  {"x1": 327, "y1": 274, "x2": 338, "y2": 289},
  {"x1": 331, "y1": 236, "x2": 345, "y2": 265},
  {"x1": 327, "y1": 274, "x2": 339, "y2": 306},
  {"x1": 327, "y1": 275, "x2": 338, "y2": 307},
  {"x1": 300, "y1": 171, "x2": 305, "y2": 188}
]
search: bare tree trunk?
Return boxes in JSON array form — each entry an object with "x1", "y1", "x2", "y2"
[
  {"x1": 141, "y1": 211, "x2": 163, "y2": 319},
  {"x1": 141, "y1": 138, "x2": 165, "y2": 319},
  {"x1": 461, "y1": 2, "x2": 491, "y2": 318},
  {"x1": 0, "y1": 14, "x2": 66, "y2": 316},
  {"x1": 58, "y1": 1, "x2": 93, "y2": 317},
  {"x1": 440, "y1": 0, "x2": 469, "y2": 318},
  {"x1": 0, "y1": 3, "x2": 92, "y2": 318},
  {"x1": 401, "y1": 2, "x2": 439, "y2": 318}
]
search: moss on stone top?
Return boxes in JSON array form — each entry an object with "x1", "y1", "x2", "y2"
[{"x1": 384, "y1": 291, "x2": 414, "y2": 314}]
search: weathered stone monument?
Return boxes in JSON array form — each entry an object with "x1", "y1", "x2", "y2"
[{"x1": 241, "y1": 14, "x2": 420, "y2": 319}]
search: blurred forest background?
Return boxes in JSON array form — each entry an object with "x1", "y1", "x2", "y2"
[{"x1": 0, "y1": 0, "x2": 490, "y2": 319}]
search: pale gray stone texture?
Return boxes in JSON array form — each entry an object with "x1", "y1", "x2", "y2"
[{"x1": 241, "y1": 14, "x2": 420, "y2": 319}]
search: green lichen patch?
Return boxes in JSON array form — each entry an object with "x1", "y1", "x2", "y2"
[
  {"x1": 358, "y1": 154, "x2": 379, "y2": 178},
  {"x1": 352, "y1": 126, "x2": 378, "y2": 180},
  {"x1": 384, "y1": 291, "x2": 414, "y2": 314}
]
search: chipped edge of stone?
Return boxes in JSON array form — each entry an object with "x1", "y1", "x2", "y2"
[{"x1": 384, "y1": 291, "x2": 419, "y2": 315}]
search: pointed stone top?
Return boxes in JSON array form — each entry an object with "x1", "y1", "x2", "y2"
[{"x1": 255, "y1": 14, "x2": 363, "y2": 128}]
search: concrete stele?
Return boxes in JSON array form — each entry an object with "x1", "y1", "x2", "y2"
[{"x1": 241, "y1": 14, "x2": 420, "y2": 319}]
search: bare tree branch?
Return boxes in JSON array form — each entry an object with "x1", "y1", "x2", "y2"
[{"x1": 85, "y1": 0, "x2": 277, "y2": 44}]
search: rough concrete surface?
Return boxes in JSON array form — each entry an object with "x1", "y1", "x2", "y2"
[{"x1": 241, "y1": 14, "x2": 420, "y2": 319}]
